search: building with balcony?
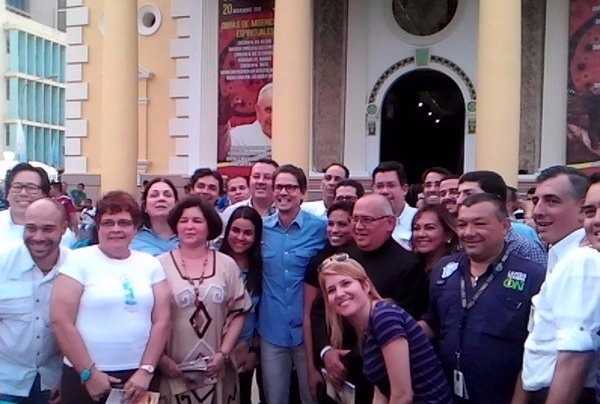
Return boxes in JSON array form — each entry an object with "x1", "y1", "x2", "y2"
[{"x1": 0, "y1": 0, "x2": 66, "y2": 169}]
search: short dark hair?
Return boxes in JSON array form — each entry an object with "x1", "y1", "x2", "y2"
[
  {"x1": 95, "y1": 191, "x2": 142, "y2": 228},
  {"x1": 441, "y1": 174, "x2": 460, "y2": 183},
  {"x1": 226, "y1": 175, "x2": 249, "y2": 188},
  {"x1": 589, "y1": 172, "x2": 600, "y2": 185},
  {"x1": 459, "y1": 170, "x2": 507, "y2": 202},
  {"x1": 140, "y1": 177, "x2": 179, "y2": 228},
  {"x1": 323, "y1": 163, "x2": 350, "y2": 179},
  {"x1": 167, "y1": 196, "x2": 223, "y2": 240},
  {"x1": 77, "y1": 183, "x2": 85, "y2": 188},
  {"x1": 334, "y1": 179, "x2": 365, "y2": 198},
  {"x1": 327, "y1": 200, "x2": 355, "y2": 217},
  {"x1": 50, "y1": 181, "x2": 63, "y2": 194},
  {"x1": 421, "y1": 167, "x2": 452, "y2": 183},
  {"x1": 536, "y1": 165, "x2": 589, "y2": 201},
  {"x1": 506, "y1": 186, "x2": 518, "y2": 203},
  {"x1": 6, "y1": 162, "x2": 51, "y2": 195},
  {"x1": 220, "y1": 206, "x2": 263, "y2": 295},
  {"x1": 460, "y1": 192, "x2": 508, "y2": 220},
  {"x1": 254, "y1": 158, "x2": 279, "y2": 169},
  {"x1": 274, "y1": 164, "x2": 307, "y2": 193},
  {"x1": 189, "y1": 168, "x2": 224, "y2": 195},
  {"x1": 372, "y1": 161, "x2": 408, "y2": 185}
]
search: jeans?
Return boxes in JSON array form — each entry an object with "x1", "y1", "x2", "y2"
[
  {"x1": 0, "y1": 374, "x2": 52, "y2": 404},
  {"x1": 260, "y1": 338, "x2": 315, "y2": 404}
]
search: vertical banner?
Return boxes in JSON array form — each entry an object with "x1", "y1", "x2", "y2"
[
  {"x1": 567, "y1": 0, "x2": 600, "y2": 167},
  {"x1": 217, "y1": 0, "x2": 275, "y2": 176}
]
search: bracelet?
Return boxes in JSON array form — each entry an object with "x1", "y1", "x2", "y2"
[
  {"x1": 216, "y1": 350, "x2": 229, "y2": 361},
  {"x1": 80, "y1": 362, "x2": 95, "y2": 384}
]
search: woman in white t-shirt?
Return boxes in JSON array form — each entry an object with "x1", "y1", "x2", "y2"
[{"x1": 51, "y1": 191, "x2": 171, "y2": 404}]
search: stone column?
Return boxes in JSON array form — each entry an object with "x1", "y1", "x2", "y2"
[
  {"x1": 271, "y1": 1, "x2": 312, "y2": 172},
  {"x1": 476, "y1": 1, "x2": 522, "y2": 186},
  {"x1": 100, "y1": 0, "x2": 138, "y2": 194}
]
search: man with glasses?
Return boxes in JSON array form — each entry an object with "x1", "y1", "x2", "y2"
[
  {"x1": 0, "y1": 198, "x2": 70, "y2": 404},
  {"x1": 259, "y1": 164, "x2": 327, "y2": 404},
  {"x1": 333, "y1": 179, "x2": 365, "y2": 203},
  {"x1": 301, "y1": 163, "x2": 349, "y2": 219},
  {"x1": 372, "y1": 161, "x2": 416, "y2": 250},
  {"x1": 0, "y1": 163, "x2": 76, "y2": 248},
  {"x1": 315, "y1": 193, "x2": 425, "y2": 402}
]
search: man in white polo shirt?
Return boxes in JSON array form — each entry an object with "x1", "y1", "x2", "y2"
[{"x1": 0, "y1": 198, "x2": 70, "y2": 403}]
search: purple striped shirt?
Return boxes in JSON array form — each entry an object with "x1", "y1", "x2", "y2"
[{"x1": 363, "y1": 301, "x2": 452, "y2": 403}]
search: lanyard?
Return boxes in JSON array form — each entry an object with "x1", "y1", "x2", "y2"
[
  {"x1": 460, "y1": 249, "x2": 510, "y2": 309},
  {"x1": 455, "y1": 249, "x2": 510, "y2": 369}
]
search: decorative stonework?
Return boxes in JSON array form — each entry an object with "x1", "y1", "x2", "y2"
[
  {"x1": 64, "y1": 3, "x2": 90, "y2": 174},
  {"x1": 368, "y1": 56, "x2": 476, "y2": 103},
  {"x1": 312, "y1": 0, "x2": 349, "y2": 172},
  {"x1": 169, "y1": 0, "x2": 191, "y2": 174},
  {"x1": 519, "y1": 0, "x2": 545, "y2": 173}
]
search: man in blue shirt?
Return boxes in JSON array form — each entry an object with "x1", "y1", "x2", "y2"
[
  {"x1": 259, "y1": 164, "x2": 326, "y2": 404},
  {"x1": 421, "y1": 193, "x2": 545, "y2": 403}
]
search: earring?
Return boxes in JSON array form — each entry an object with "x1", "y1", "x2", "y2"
[{"x1": 446, "y1": 239, "x2": 452, "y2": 244}]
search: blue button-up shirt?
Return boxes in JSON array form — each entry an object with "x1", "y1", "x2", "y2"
[
  {"x1": 130, "y1": 226, "x2": 179, "y2": 256},
  {"x1": 258, "y1": 210, "x2": 326, "y2": 347},
  {"x1": 0, "y1": 243, "x2": 70, "y2": 396}
]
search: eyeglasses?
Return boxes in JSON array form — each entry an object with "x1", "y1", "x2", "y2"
[
  {"x1": 10, "y1": 183, "x2": 42, "y2": 193},
  {"x1": 274, "y1": 184, "x2": 300, "y2": 192},
  {"x1": 99, "y1": 219, "x2": 134, "y2": 228},
  {"x1": 318, "y1": 252, "x2": 350, "y2": 272},
  {"x1": 350, "y1": 215, "x2": 390, "y2": 226}
]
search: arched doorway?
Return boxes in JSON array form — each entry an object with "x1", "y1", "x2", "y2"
[{"x1": 380, "y1": 69, "x2": 465, "y2": 184}]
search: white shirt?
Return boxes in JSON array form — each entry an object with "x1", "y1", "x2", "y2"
[
  {"x1": 220, "y1": 197, "x2": 276, "y2": 226},
  {"x1": 0, "y1": 209, "x2": 77, "y2": 248},
  {"x1": 227, "y1": 121, "x2": 271, "y2": 163},
  {"x1": 231, "y1": 120, "x2": 271, "y2": 146},
  {"x1": 522, "y1": 246, "x2": 600, "y2": 391},
  {"x1": 392, "y1": 204, "x2": 417, "y2": 251},
  {"x1": 0, "y1": 244, "x2": 70, "y2": 396},
  {"x1": 547, "y1": 228, "x2": 585, "y2": 274},
  {"x1": 60, "y1": 246, "x2": 166, "y2": 371},
  {"x1": 301, "y1": 200, "x2": 327, "y2": 219}
]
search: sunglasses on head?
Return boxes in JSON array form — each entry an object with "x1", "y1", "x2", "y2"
[{"x1": 318, "y1": 252, "x2": 350, "y2": 272}]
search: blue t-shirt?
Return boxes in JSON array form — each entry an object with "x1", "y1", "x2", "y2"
[
  {"x1": 130, "y1": 226, "x2": 179, "y2": 256},
  {"x1": 363, "y1": 301, "x2": 452, "y2": 403}
]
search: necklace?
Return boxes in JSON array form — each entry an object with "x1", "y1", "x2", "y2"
[{"x1": 179, "y1": 250, "x2": 209, "y2": 306}]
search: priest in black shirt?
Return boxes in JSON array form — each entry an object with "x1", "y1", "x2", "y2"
[{"x1": 311, "y1": 194, "x2": 427, "y2": 402}]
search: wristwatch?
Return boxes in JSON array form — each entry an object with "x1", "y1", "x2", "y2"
[{"x1": 139, "y1": 364, "x2": 155, "y2": 374}]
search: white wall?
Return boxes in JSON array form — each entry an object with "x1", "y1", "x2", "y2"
[{"x1": 344, "y1": 0, "x2": 479, "y2": 176}]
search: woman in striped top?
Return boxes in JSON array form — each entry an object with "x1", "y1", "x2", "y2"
[{"x1": 318, "y1": 253, "x2": 452, "y2": 404}]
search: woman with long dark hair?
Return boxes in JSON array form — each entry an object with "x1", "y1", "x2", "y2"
[{"x1": 220, "y1": 206, "x2": 264, "y2": 404}]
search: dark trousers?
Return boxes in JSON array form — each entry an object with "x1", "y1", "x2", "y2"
[
  {"x1": 60, "y1": 364, "x2": 160, "y2": 404},
  {"x1": 239, "y1": 363, "x2": 267, "y2": 404},
  {"x1": 0, "y1": 374, "x2": 51, "y2": 404},
  {"x1": 527, "y1": 387, "x2": 596, "y2": 404}
]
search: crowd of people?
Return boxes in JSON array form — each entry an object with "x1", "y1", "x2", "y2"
[{"x1": 1, "y1": 158, "x2": 600, "y2": 404}]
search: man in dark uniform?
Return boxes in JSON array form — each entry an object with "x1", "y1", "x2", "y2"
[{"x1": 421, "y1": 193, "x2": 545, "y2": 403}]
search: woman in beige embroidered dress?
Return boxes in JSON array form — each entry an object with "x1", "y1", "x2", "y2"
[{"x1": 158, "y1": 196, "x2": 251, "y2": 404}]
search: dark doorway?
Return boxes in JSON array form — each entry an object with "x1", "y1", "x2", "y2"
[{"x1": 380, "y1": 69, "x2": 465, "y2": 184}]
